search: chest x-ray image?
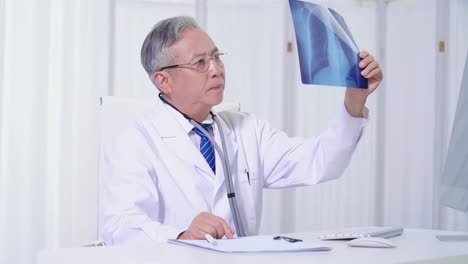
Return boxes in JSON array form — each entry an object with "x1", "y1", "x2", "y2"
[{"x1": 289, "y1": 0, "x2": 368, "y2": 88}]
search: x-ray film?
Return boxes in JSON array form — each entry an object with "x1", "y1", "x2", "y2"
[{"x1": 289, "y1": 0, "x2": 368, "y2": 88}]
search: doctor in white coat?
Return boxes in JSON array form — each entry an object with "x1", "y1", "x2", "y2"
[{"x1": 99, "y1": 16, "x2": 383, "y2": 245}]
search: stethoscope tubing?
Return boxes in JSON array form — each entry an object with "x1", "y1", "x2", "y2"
[{"x1": 190, "y1": 119, "x2": 246, "y2": 237}]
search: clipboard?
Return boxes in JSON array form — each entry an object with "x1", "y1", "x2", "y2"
[{"x1": 168, "y1": 235, "x2": 331, "y2": 253}]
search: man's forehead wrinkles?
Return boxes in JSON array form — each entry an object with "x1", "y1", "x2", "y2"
[{"x1": 190, "y1": 47, "x2": 218, "y2": 59}]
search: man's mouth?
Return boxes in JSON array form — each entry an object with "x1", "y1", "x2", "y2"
[{"x1": 209, "y1": 84, "x2": 224, "y2": 90}]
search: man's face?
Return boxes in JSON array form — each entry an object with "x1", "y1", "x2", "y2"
[{"x1": 162, "y1": 29, "x2": 225, "y2": 111}]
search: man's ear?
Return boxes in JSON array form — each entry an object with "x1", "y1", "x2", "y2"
[{"x1": 153, "y1": 71, "x2": 172, "y2": 94}]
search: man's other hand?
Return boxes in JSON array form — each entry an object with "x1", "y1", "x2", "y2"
[{"x1": 177, "y1": 212, "x2": 235, "y2": 240}]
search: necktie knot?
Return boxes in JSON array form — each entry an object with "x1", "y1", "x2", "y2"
[{"x1": 192, "y1": 124, "x2": 212, "y2": 137}]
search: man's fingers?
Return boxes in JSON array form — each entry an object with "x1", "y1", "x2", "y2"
[
  {"x1": 359, "y1": 51, "x2": 369, "y2": 59},
  {"x1": 365, "y1": 67, "x2": 383, "y2": 80},
  {"x1": 206, "y1": 215, "x2": 226, "y2": 238},
  {"x1": 213, "y1": 222, "x2": 226, "y2": 239},
  {"x1": 213, "y1": 215, "x2": 235, "y2": 239},
  {"x1": 199, "y1": 223, "x2": 219, "y2": 239},
  {"x1": 199, "y1": 215, "x2": 227, "y2": 238},
  {"x1": 359, "y1": 55, "x2": 375, "y2": 69},
  {"x1": 199, "y1": 221, "x2": 231, "y2": 239},
  {"x1": 361, "y1": 61, "x2": 379, "y2": 77},
  {"x1": 221, "y1": 221, "x2": 235, "y2": 239},
  {"x1": 188, "y1": 212, "x2": 236, "y2": 240}
]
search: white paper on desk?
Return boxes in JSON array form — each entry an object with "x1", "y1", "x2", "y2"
[{"x1": 167, "y1": 235, "x2": 331, "y2": 253}]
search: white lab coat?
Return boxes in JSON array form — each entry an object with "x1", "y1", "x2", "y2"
[{"x1": 99, "y1": 98, "x2": 368, "y2": 245}]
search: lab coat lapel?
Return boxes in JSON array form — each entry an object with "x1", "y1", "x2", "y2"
[
  {"x1": 150, "y1": 100, "x2": 214, "y2": 182},
  {"x1": 146, "y1": 102, "x2": 213, "y2": 212}
]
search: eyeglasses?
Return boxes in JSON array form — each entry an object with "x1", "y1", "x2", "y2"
[{"x1": 159, "y1": 52, "x2": 226, "y2": 73}]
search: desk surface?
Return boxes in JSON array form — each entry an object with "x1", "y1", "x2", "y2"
[{"x1": 37, "y1": 229, "x2": 468, "y2": 264}]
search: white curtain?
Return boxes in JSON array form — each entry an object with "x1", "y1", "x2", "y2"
[
  {"x1": 206, "y1": 0, "x2": 290, "y2": 234},
  {"x1": 291, "y1": 1, "x2": 379, "y2": 232},
  {"x1": 383, "y1": 0, "x2": 438, "y2": 229},
  {"x1": 112, "y1": 0, "x2": 195, "y2": 98},
  {"x1": 0, "y1": 0, "x2": 111, "y2": 263},
  {"x1": 1, "y1": 0, "x2": 468, "y2": 264},
  {"x1": 383, "y1": 0, "x2": 468, "y2": 231}
]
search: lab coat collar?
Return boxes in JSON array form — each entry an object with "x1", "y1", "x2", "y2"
[
  {"x1": 156, "y1": 98, "x2": 238, "y2": 169},
  {"x1": 164, "y1": 103, "x2": 214, "y2": 135},
  {"x1": 151, "y1": 98, "x2": 214, "y2": 177}
]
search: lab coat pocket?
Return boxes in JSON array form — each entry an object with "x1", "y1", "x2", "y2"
[
  {"x1": 239, "y1": 169, "x2": 256, "y2": 185},
  {"x1": 237, "y1": 169, "x2": 261, "y2": 202},
  {"x1": 237, "y1": 169, "x2": 261, "y2": 235}
]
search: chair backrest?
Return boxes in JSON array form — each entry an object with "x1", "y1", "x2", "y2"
[{"x1": 100, "y1": 96, "x2": 240, "y2": 140}]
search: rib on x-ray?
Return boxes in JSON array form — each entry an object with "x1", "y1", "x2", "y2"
[{"x1": 289, "y1": 0, "x2": 368, "y2": 88}]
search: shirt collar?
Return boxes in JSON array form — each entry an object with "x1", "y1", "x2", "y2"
[{"x1": 163, "y1": 102, "x2": 214, "y2": 135}]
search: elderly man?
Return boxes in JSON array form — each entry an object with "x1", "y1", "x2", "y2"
[{"x1": 99, "y1": 16, "x2": 382, "y2": 244}]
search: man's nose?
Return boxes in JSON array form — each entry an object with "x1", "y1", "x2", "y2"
[{"x1": 207, "y1": 58, "x2": 223, "y2": 75}]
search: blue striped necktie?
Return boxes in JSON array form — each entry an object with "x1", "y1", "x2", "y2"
[{"x1": 192, "y1": 124, "x2": 216, "y2": 174}]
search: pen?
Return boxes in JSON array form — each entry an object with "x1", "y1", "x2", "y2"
[
  {"x1": 205, "y1": 233, "x2": 218, "y2": 246},
  {"x1": 273, "y1": 235, "x2": 303, "y2": 243}
]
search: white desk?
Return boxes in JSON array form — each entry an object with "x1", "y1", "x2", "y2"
[{"x1": 37, "y1": 229, "x2": 468, "y2": 264}]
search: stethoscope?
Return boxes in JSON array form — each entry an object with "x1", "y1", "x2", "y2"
[{"x1": 158, "y1": 93, "x2": 246, "y2": 237}]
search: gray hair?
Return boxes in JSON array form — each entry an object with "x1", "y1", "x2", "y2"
[{"x1": 140, "y1": 16, "x2": 200, "y2": 89}]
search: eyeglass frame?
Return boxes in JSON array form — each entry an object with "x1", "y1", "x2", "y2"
[{"x1": 158, "y1": 51, "x2": 227, "y2": 72}]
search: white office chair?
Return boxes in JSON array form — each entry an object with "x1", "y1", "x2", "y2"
[{"x1": 92, "y1": 96, "x2": 240, "y2": 245}]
